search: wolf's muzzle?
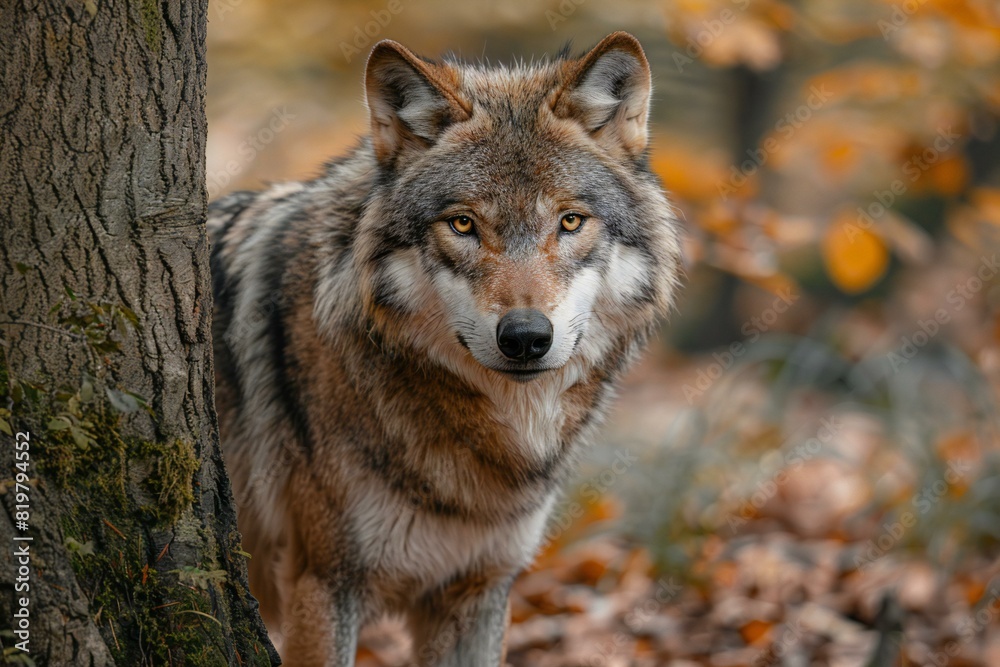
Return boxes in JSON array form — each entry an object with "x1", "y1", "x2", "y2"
[{"x1": 497, "y1": 309, "x2": 553, "y2": 361}]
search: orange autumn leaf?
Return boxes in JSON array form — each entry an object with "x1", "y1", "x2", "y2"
[
  {"x1": 634, "y1": 637, "x2": 655, "y2": 656},
  {"x1": 711, "y1": 561, "x2": 740, "y2": 588},
  {"x1": 621, "y1": 547, "x2": 655, "y2": 580},
  {"x1": 822, "y1": 215, "x2": 890, "y2": 294},
  {"x1": 571, "y1": 554, "x2": 610, "y2": 587},
  {"x1": 699, "y1": 200, "x2": 741, "y2": 236},
  {"x1": 740, "y1": 619, "x2": 773, "y2": 645},
  {"x1": 742, "y1": 272, "x2": 800, "y2": 299},
  {"x1": 926, "y1": 154, "x2": 969, "y2": 195},
  {"x1": 591, "y1": 495, "x2": 624, "y2": 523},
  {"x1": 931, "y1": 0, "x2": 994, "y2": 25},
  {"x1": 822, "y1": 140, "x2": 859, "y2": 180},
  {"x1": 972, "y1": 187, "x2": 1000, "y2": 225},
  {"x1": 963, "y1": 578, "x2": 988, "y2": 606},
  {"x1": 354, "y1": 647, "x2": 378, "y2": 663},
  {"x1": 532, "y1": 495, "x2": 623, "y2": 565},
  {"x1": 650, "y1": 140, "x2": 732, "y2": 202},
  {"x1": 935, "y1": 430, "x2": 978, "y2": 463},
  {"x1": 509, "y1": 590, "x2": 537, "y2": 624}
]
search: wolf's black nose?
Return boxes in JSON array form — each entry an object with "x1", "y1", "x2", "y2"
[{"x1": 497, "y1": 309, "x2": 553, "y2": 361}]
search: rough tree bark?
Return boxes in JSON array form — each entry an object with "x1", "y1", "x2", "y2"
[{"x1": 0, "y1": 1, "x2": 276, "y2": 665}]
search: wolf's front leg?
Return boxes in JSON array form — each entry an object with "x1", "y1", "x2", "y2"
[
  {"x1": 408, "y1": 575, "x2": 513, "y2": 667},
  {"x1": 280, "y1": 571, "x2": 360, "y2": 667}
]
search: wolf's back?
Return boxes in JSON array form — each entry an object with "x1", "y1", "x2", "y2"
[{"x1": 206, "y1": 147, "x2": 374, "y2": 521}]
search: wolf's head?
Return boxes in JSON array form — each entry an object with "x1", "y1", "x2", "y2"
[{"x1": 355, "y1": 32, "x2": 682, "y2": 387}]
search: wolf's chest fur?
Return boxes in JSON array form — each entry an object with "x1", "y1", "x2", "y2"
[
  {"x1": 349, "y1": 481, "x2": 556, "y2": 610},
  {"x1": 209, "y1": 31, "x2": 681, "y2": 666}
]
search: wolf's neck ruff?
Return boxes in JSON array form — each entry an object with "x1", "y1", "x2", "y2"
[{"x1": 209, "y1": 31, "x2": 680, "y2": 667}]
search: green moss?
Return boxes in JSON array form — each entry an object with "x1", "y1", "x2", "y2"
[
  {"x1": 29, "y1": 393, "x2": 196, "y2": 529},
  {"x1": 30, "y1": 395, "x2": 233, "y2": 662},
  {"x1": 66, "y1": 521, "x2": 229, "y2": 666},
  {"x1": 5, "y1": 385, "x2": 227, "y2": 664},
  {"x1": 26, "y1": 398, "x2": 216, "y2": 664},
  {"x1": 1, "y1": 306, "x2": 273, "y2": 665},
  {"x1": 40, "y1": 403, "x2": 127, "y2": 492},
  {"x1": 59, "y1": 494, "x2": 274, "y2": 666},
  {"x1": 137, "y1": 438, "x2": 200, "y2": 525},
  {"x1": 134, "y1": 0, "x2": 161, "y2": 52}
]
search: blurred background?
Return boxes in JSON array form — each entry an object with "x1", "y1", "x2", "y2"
[{"x1": 206, "y1": 1, "x2": 1000, "y2": 664}]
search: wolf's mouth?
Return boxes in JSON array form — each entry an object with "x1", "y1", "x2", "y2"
[{"x1": 496, "y1": 367, "x2": 551, "y2": 382}]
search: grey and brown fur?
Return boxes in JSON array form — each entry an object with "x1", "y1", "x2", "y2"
[{"x1": 209, "y1": 32, "x2": 682, "y2": 666}]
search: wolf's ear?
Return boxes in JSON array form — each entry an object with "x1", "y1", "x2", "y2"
[
  {"x1": 365, "y1": 40, "x2": 471, "y2": 165},
  {"x1": 552, "y1": 32, "x2": 652, "y2": 159}
]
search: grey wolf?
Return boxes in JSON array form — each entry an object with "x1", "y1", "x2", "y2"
[{"x1": 209, "y1": 31, "x2": 682, "y2": 666}]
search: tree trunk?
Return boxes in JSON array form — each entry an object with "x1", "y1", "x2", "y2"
[{"x1": 0, "y1": 1, "x2": 276, "y2": 665}]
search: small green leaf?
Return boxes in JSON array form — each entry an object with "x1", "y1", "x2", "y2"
[
  {"x1": 14, "y1": 263, "x2": 31, "y2": 275},
  {"x1": 105, "y1": 387, "x2": 139, "y2": 413},
  {"x1": 126, "y1": 391, "x2": 149, "y2": 407},
  {"x1": 0, "y1": 419, "x2": 12, "y2": 436},
  {"x1": 114, "y1": 315, "x2": 128, "y2": 339},
  {"x1": 65, "y1": 286, "x2": 77, "y2": 301},
  {"x1": 119, "y1": 306, "x2": 140, "y2": 327},
  {"x1": 20, "y1": 382, "x2": 39, "y2": 403},
  {"x1": 70, "y1": 427, "x2": 92, "y2": 448},
  {"x1": 47, "y1": 417, "x2": 72, "y2": 431},
  {"x1": 65, "y1": 536, "x2": 95, "y2": 556},
  {"x1": 83, "y1": 0, "x2": 97, "y2": 17},
  {"x1": 80, "y1": 377, "x2": 94, "y2": 402}
]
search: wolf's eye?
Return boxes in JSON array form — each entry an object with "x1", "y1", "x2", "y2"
[
  {"x1": 449, "y1": 216, "x2": 475, "y2": 235},
  {"x1": 561, "y1": 213, "x2": 586, "y2": 233}
]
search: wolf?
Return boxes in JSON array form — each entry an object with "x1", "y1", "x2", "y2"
[{"x1": 208, "y1": 31, "x2": 682, "y2": 666}]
